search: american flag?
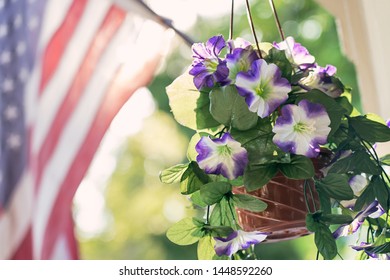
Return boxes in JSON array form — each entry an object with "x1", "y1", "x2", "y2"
[{"x1": 0, "y1": 0, "x2": 165, "y2": 259}]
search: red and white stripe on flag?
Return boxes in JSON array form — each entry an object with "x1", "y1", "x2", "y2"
[{"x1": 0, "y1": 0, "x2": 166, "y2": 259}]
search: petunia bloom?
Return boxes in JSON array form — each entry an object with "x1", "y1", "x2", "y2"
[
  {"x1": 333, "y1": 200, "x2": 385, "y2": 239},
  {"x1": 195, "y1": 133, "x2": 248, "y2": 180},
  {"x1": 340, "y1": 175, "x2": 368, "y2": 209},
  {"x1": 189, "y1": 35, "x2": 229, "y2": 90},
  {"x1": 214, "y1": 230, "x2": 268, "y2": 257},
  {"x1": 235, "y1": 59, "x2": 291, "y2": 118},
  {"x1": 226, "y1": 39, "x2": 258, "y2": 83},
  {"x1": 272, "y1": 100, "x2": 331, "y2": 158},
  {"x1": 300, "y1": 64, "x2": 343, "y2": 98},
  {"x1": 273, "y1": 36, "x2": 315, "y2": 69},
  {"x1": 352, "y1": 242, "x2": 390, "y2": 260}
]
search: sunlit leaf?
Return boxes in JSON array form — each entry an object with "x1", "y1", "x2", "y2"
[
  {"x1": 166, "y1": 71, "x2": 219, "y2": 130},
  {"x1": 166, "y1": 218, "x2": 205, "y2": 246}
]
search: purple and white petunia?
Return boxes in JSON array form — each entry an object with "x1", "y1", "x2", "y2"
[
  {"x1": 226, "y1": 39, "x2": 258, "y2": 83},
  {"x1": 300, "y1": 64, "x2": 343, "y2": 98},
  {"x1": 352, "y1": 242, "x2": 390, "y2": 260},
  {"x1": 272, "y1": 100, "x2": 331, "y2": 158},
  {"x1": 235, "y1": 59, "x2": 291, "y2": 118},
  {"x1": 195, "y1": 133, "x2": 248, "y2": 180},
  {"x1": 333, "y1": 200, "x2": 385, "y2": 239},
  {"x1": 214, "y1": 230, "x2": 268, "y2": 257},
  {"x1": 340, "y1": 175, "x2": 368, "y2": 209},
  {"x1": 273, "y1": 36, "x2": 315, "y2": 69},
  {"x1": 189, "y1": 35, "x2": 229, "y2": 90}
]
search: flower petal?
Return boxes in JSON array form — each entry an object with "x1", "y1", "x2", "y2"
[
  {"x1": 273, "y1": 100, "x2": 330, "y2": 157},
  {"x1": 195, "y1": 133, "x2": 248, "y2": 180},
  {"x1": 214, "y1": 230, "x2": 268, "y2": 257},
  {"x1": 236, "y1": 60, "x2": 290, "y2": 118}
]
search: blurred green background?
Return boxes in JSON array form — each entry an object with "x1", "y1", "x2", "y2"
[{"x1": 75, "y1": 0, "x2": 360, "y2": 260}]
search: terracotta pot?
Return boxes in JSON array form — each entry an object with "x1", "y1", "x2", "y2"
[{"x1": 233, "y1": 152, "x2": 331, "y2": 242}]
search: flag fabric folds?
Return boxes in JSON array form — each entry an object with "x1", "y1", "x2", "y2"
[{"x1": 0, "y1": 0, "x2": 165, "y2": 259}]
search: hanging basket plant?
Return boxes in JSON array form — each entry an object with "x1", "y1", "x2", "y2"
[{"x1": 160, "y1": 0, "x2": 390, "y2": 260}]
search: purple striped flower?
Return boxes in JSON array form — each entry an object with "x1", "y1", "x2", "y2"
[
  {"x1": 333, "y1": 201, "x2": 385, "y2": 239},
  {"x1": 214, "y1": 230, "x2": 268, "y2": 257},
  {"x1": 273, "y1": 36, "x2": 315, "y2": 69},
  {"x1": 352, "y1": 242, "x2": 390, "y2": 260},
  {"x1": 235, "y1": 59, "x2": 291, "y2": 118},
  {"x1": 301, "y1": 64, "x2": 342, "y2": 98},
  {"x1": 225, "y1": 38, "x2": 258, "y2": 83},
  {"x1": 272, "y1": 100, "x2": 331, "y2": 158},
  {"x1": 189, "y1": 35, "x2": 229, "y2": 90},
  {"x1": 195, "y1": 133, "x2": 248, "y2": 180}
]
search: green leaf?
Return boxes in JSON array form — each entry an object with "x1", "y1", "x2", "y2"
[
  {"x1": 265, "y1": 48, "x2": 293, "y2": 81},
  {"x1": 197, "y1": 235, "x2": 228, "y2": 260},
  {"x1": 306, "y1": 212, "x2": 321, "y2": 232},
  {"x1": 159, "y1": 163, "x2": 189, "y2": 184},
  {"x1": 354, "y1": 180, "x2": 375, "y2": 211},
  {"x1": 200, "y1": 182, "x2": 232, "y2": 205},
  {"x1": 220, "y1": 196, "x2": 238, "y2": 229},
  {"x1": 349, "y1": 116, "x2": 390, "y2": 143},
  {"x1": 296, "y1": 89, "x2": 346, "y2": 137},
  {"x1": 203, "y1": 225, "x2": 234, "y2": 237},
  {"x1": 380, "y1": 154, "x2": 390, "y2": 166},
  {"x1": 209, "y1": 86, "x2": 258, "y2": 131},
  {"x1": 316, "y1": 174, "x2": 354, "y2": 200},
  {"x1": 319, "y1": 214, "x2": 353, "y2": 225},
  {"x1": 328, "y1": 151, "x2": 381, "y2": 175},
  {"x1": 166, "y1": 71, "x2": 220, "y2": 130},
  {"x1": 190, "y1": 191, "x2": 207, "y2": 208},
  {"x1": 318, "y1": 190, "x2": 331, "y2": 214},
  {"x1": 166, "y1": 217, "x2": 205, "y2": 246},
  {"x1": 244, "y1": 164, "x2": 278, "y2": 191},
  {"x1": 365, "y1": 242, "x2": 390, "y2": 255},
  {"x1": 210, "y1": 202, "x2": 223, "y2": 226},
  {"x1": 232, "y1": 194, "x2": 268, "y2": 212},
  {"x1": 231, "y1": 118, "x2": 276, "y2": 165},
  {"x1": 315, "y1": 223, "x2": 338, "y2": 260},
  {"x1": 335, "y1": 96, "x2": 353, "y2": 116},
  {"x1": 372, "y1": 176, "x2": 390, "y2": 212},
  {"x1": 279, "y1": 155, "x2": 315, "y2": 179},
  {"x1": 180, "y1": 162, "x2": 209, "y2": 195}
]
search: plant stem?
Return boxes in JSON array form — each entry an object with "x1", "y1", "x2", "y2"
[
  {"x1": 268, "y1": 0, "x2": 285, "y2": 41},
  {"x1": 206, "y1": 205, "x2": 210, "y2": 224},
  {"x1": 245, "y1": 0, "x2": 262, "y2": 59},
  {"x1": 229, "y1": 0, "x2": 234, "y2": 42}
]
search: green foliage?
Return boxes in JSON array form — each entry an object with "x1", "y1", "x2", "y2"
[
  {"x1": 278, "y1": 155, "x2": 314, "y2": 179},
  {"x1": 232, "y1": 194, "x2": 268, "y2": 212},
  {"x1": 314, "y1": 223, "x2": 338, "y2": 260},
  {"x1": 265, "y1": 48, "x2": 293, "y2": 81},
  {"x1": 306, "y1": 212, "x2": 338, "y2": 259},
  {"x1": 160, "y1": 163, "x2": 189, "y2": 184},
  {"x1": 315, "y1": 174, "x2": 354, "y2": 200},
  {"x1": 200, "y1": 182, "x2": 232, "y2": 205},
  {"x1": 244, "y1": 164, "x2": 278, "y2": 191},
  {"x1": 166, "y1": 218, "x2": 205, "y2": 246},
  {"x1": 180, "y1": 161, "x2": 209, "y2": 195},
  {"x1": 209, "y1": 86, "x2": 258, "y2": 131},
  {"x1": 349, "y1": 116, "x2": 390, "y2": 142},
  {"x1": 328, "y1": 151, "x2": 381, "y2": 175},
  {"x1": 166, "y1": 72, "x2": 219, "y2": 130}
]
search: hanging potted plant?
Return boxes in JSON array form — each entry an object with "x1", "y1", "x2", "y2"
[{"x1": 159, "y1": 0, "x2": 390, "y2": 260}]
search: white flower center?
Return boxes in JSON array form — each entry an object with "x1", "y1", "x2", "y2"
[
  {"x1": 217, "y1": 145, "x2": 233, "y2": 157},
  {"x1": 293, "y1": 121, "x2": 316, "y2": 134}
]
